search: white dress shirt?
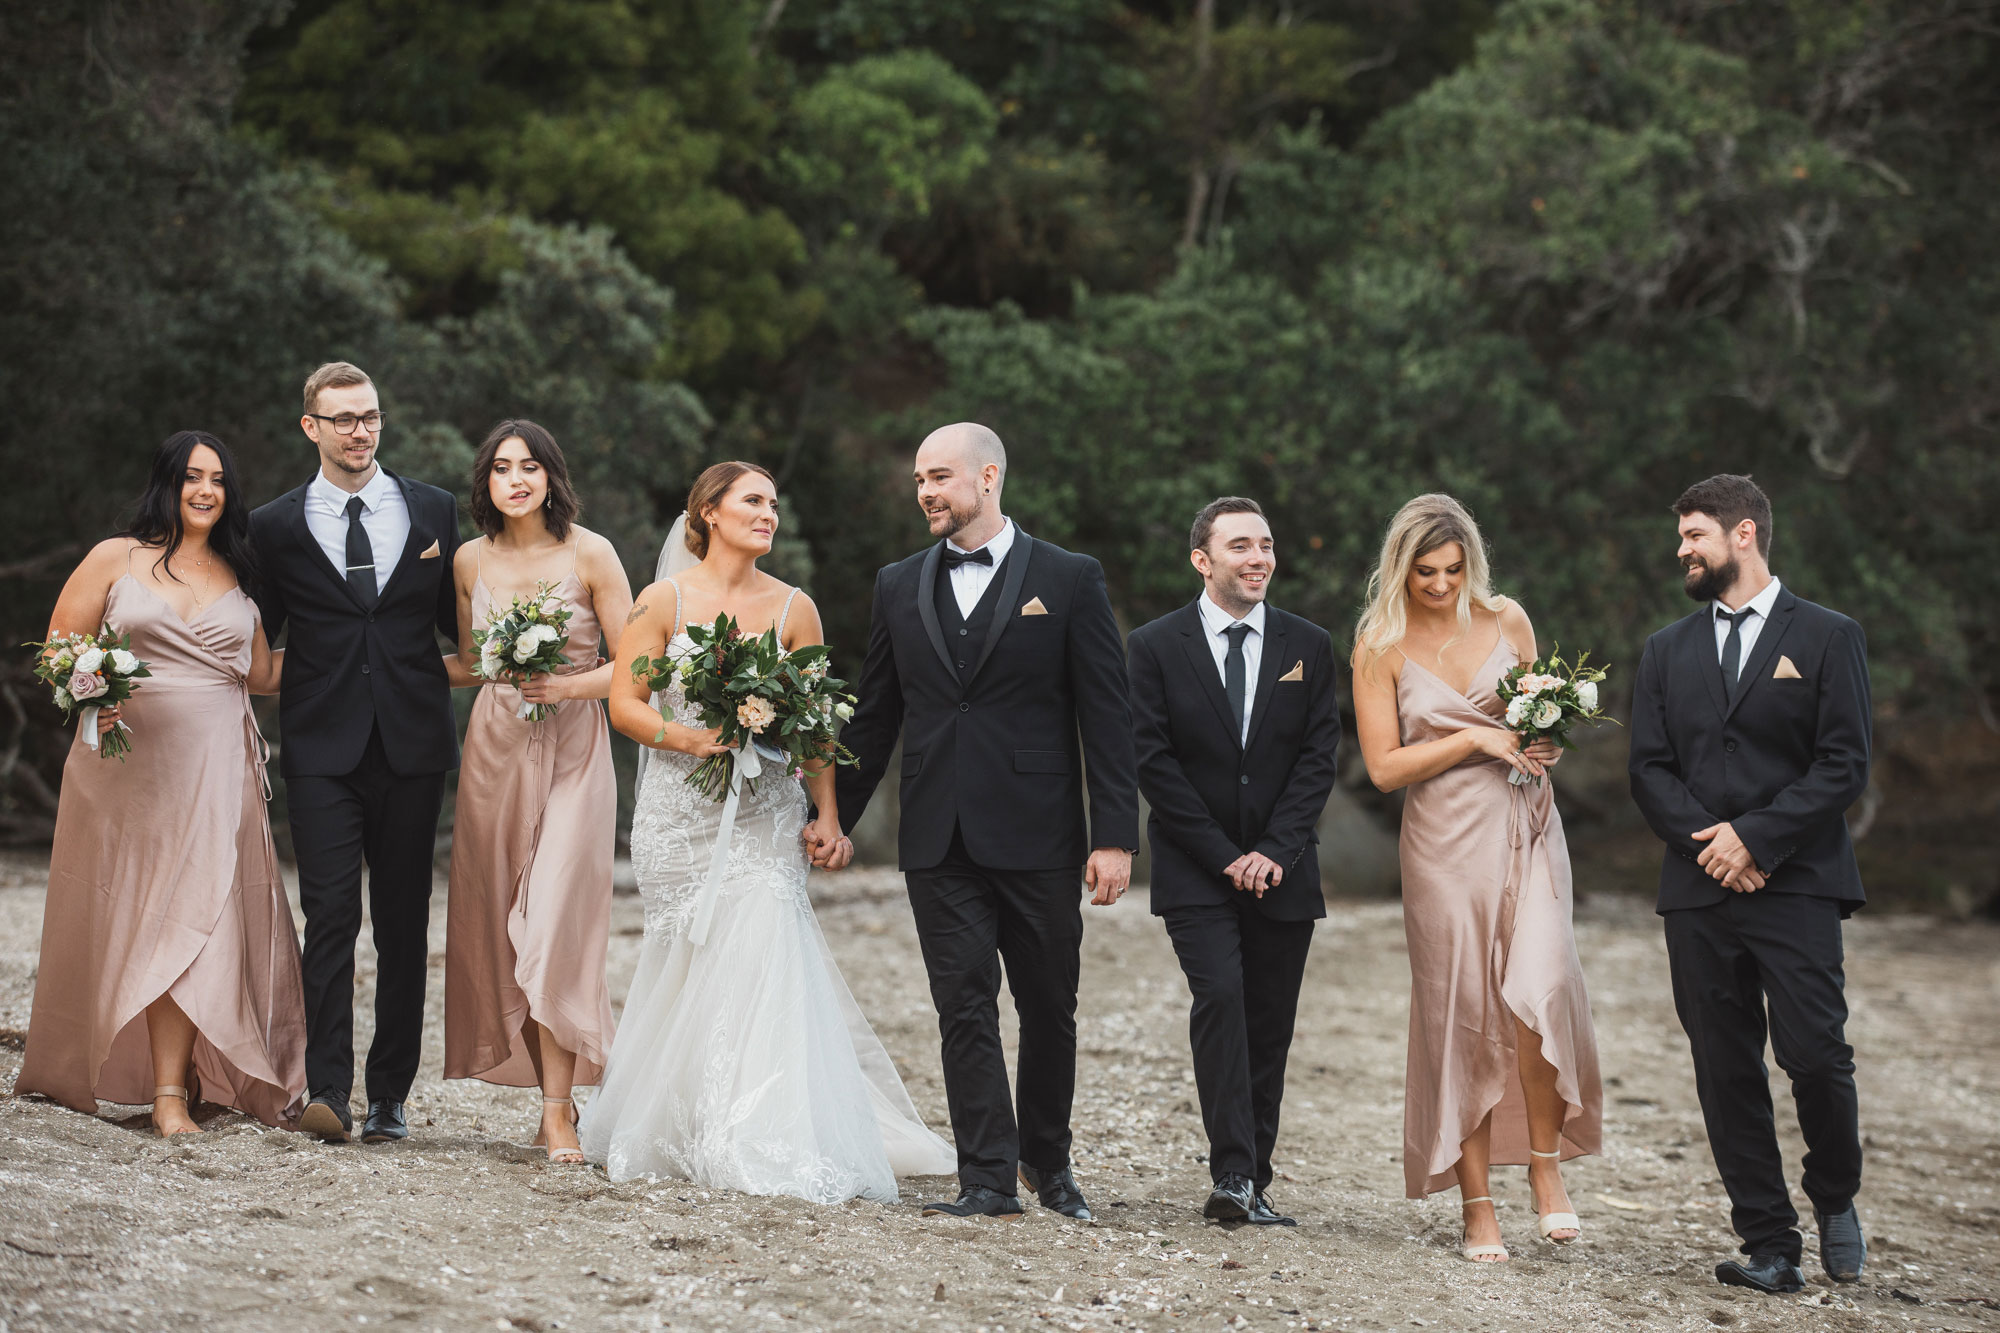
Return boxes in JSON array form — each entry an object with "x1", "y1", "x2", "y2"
[
  {"x1": 1196, "y1": 592, "x2": 1266, "y2": 745},
  {"x1": 1711, "y1": 575, "x2": 1783, "y2": 674},
  {"x1": 305, "y1": 466, "x2": 410, "y2": 590},
  {"x1": 945, "y1": 518, "x2": 1017, "y2": 619}
]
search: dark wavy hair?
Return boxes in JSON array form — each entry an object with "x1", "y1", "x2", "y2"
[
  {"x1": 121, "y1": 431, "x2": 260, "y2": 593},
  {"x1": 470, "y1": 419, "x2": 581, "y2": 540}
]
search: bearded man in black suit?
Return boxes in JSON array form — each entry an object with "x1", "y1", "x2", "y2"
[
  {"x1": 1125, "y1": 497, "x2": 1341, "y2": 1226},
  {"x1": 1630, "y1": 473, "x2": 1871, "y2": 1293},
  {"x1": 833, "y1": 422, "x2": 1139, "y2": 1222}
]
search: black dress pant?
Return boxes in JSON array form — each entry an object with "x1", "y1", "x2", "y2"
[
  {"x1": 286, "y1": 725, "x2": 445, "y2": 1105},
  {"x1": 1161, "y1": 899, "x2": 1314, "y2": 1191},
  {"x1": 1664, "y1": 892, "x2": 1862, "y2": 1263},
  {"x1": 904, "y1": 829, "x2": 1084, "y2": 1193}
]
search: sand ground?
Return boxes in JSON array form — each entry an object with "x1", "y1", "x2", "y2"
[{"x1": 1, "y1": 850, "x2": 1996, "y2": 1333}]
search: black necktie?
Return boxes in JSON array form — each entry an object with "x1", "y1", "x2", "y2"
[
  {"x1": 942, "y1": 545, "x2": 993, "y2": 570},
  {"x1": 344, "y1": 495, "x2": 378, "y2": 605},
  {"x1": 1718, "y1": 606, "x2": 1752, "y2": 700},
  {"x1": 1223, "y1": 622, "x2": 1252, "y2": 743}
]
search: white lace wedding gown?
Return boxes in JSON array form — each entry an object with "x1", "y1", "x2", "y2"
[{"x1": 579, "y1": 602, "x2": 954, "y2": 1203}]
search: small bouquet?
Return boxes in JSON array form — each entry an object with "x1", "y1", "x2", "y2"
[
  {"x1": 27, "y1": 627, "x2": 152, "y2": 760},
  {"x1": 631, "y1": 612, "x2": 857, "y2": 801},
  {"x1": 473, "y1": 580, "x2": 574, "y2": 721},
  {"x1": 1495, "y1": 646, "x2": 1616, "y2": 786}
]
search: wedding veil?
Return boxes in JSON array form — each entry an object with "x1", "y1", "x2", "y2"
[{"x1": 635, "y1": 514, "x2": 700, "y2": 794}]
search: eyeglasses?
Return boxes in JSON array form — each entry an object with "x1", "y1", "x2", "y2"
[{"x1": 308, "y1": 411, "x2": 386, "y2": 435}]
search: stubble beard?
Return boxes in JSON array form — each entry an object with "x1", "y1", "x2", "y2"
[
  {"x1": 1683, "y1": 553, "x2": 1738, "y2": 603},
  {"x1": 929, "y1": 491, "x2": 984, "y2": 542}
]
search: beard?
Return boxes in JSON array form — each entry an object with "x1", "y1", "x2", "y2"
[
  {"x1": 927, "y1": 491, "x2": 986, "y2": 541},
  {"x1": 1683, "y1": 553, "x2": 1738, "y2": 603}
]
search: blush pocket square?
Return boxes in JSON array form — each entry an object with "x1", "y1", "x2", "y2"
[
  {"x1": 418, "y1": 538, "x2": 441, "y2": 559},
  {"x1": 1019, "y1": 596, "x2": 1049, "y2": 616},
  {"x1": 1278, "y1": 660, "x2": 1304, "y2": 682},
  {"x1": 1772, "y1": 655, "x2": 1803, "y2": 679}
]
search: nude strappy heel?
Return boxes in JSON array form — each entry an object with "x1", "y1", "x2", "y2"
[
  {"x1": 542, "y1": 1096, "x2": 584, "y2": 1164},
  {"x1": 152, "y1": 1085, "x2": 201, "y2": 1137},
  {"x1": 1529, "y1": 1149, "x2": 1580, "y2": 1242},
  {"x1": 1460, "y1": 1196, "x2": 1508, "y2": 1262}
]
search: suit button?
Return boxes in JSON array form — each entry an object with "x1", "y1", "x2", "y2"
[
  {"x1": 361, "y1": 664, "x2": 371, "y2": 675},
  {"x1": 957, "y1": 660, "x2": 966, "y2": 670},
  {"x1": 1725, "y1": 740, "x2": 1737, "y2": 753},
  {"x1": 1240, "y1": 774, "x2": 1250, "y2": 785},
  {"x1": 959, "y1": 702, "x2": 970, "y2": 712},
  {"x1": 958, "y1": 628, "x2": 968, "y2": 637}
]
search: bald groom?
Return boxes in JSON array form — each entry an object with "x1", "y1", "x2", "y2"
[{"x1": 835, "y1": 423, "x2": 1139, "y2": 1222}]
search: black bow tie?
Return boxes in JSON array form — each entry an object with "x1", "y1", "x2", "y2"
[{"x1": 942, "y1": 545, "x2": 994, "y2": 570}]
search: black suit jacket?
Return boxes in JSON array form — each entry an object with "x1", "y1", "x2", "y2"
[
  {"x1": 835, "y1": 527, "x2": 1139, "y2": 871},
  {"x1": 1128, "y1": 600, "x2": 1340, "y2": 921},
  {"x1": 1628, "y1": 586, "x2": 1870, "y2": 914},
  {"x1": 250, "y1": 469, "x2": 464, "y2": 779}
]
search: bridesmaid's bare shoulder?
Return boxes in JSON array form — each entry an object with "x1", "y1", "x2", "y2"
[
  {"x1": 1350, "y1": 635, "x2": 1404, "y2": 692},
  {"x1": 78, "y1": 537, "x2": 142, "y2": 584},
  {"x1": 570, "y1": 527, "x2": 628, "y2": 586},
  {"x1": 1494, "y1": 596, "x2": 1538, "y2": 661}
]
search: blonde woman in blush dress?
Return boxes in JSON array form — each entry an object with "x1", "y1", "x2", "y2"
[
  {"x1": 17, "y1": 432, "x2": 305, "y2": 1135},
  {"x1": 443, "y1": 420, "x2": 630, "y2": 1164},
  {"x1": 581, "y1": 462, "x2": 954, "y2": 1202},
  {"x1": 1350, "y1": 494, "x2": 1602, "y2": 1263}
]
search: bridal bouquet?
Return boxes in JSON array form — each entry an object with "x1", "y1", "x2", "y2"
[
  {"x1": 631, "y1": 612, "x2": 857, "y2": 802},
  {"x1": 473, "y1": 580, "x2": 574, "y2": 721},
  {"x1": 27, "y1": 627, "x2": 152, "y2": 760},
  {"x1": 1495, "y1": 646, "x2": 1615, "y2": 786}
]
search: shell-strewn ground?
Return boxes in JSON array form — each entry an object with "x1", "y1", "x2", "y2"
[{"x1": 1, "y1": 850, "x2": 1995, "y2": 1332}]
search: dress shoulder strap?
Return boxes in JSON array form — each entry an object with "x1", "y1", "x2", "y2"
[
  {"x1": 664, "y1": 576, "x2": 683, "y2": 639},
  {"x1": 776, "y1": 585, "x2": 802, "y2": 641}
]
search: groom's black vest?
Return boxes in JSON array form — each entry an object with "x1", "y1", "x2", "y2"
[{"x1": 836, "y1": 526, "x2": 1139, "y2": 872}]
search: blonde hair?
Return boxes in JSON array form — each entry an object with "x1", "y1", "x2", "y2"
[
  {"x1": 1354, "y1": 494, "x2": 1507, "y2": 669},
  {"x1": 684, "y1": 461, "x2": 777, "y2": 560},
  {"x1": 303, "y1": 361, "x2": 372, "y2": 414}
]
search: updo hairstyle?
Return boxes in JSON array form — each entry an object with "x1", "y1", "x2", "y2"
[{"x1": 682, "y1": 461, "x2": 778, "y2": 560}]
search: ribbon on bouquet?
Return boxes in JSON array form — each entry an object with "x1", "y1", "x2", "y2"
[
  {"x1": 687, "y1": 739, "x2": 765, "y2": 947},
  {"x1": 76, "y1": 705, "x2": 129, "y2": 751}
]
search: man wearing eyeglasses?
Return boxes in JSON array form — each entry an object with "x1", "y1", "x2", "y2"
[{"x1": 249, "y1": 361, "x2": 465, "y2": 1145}]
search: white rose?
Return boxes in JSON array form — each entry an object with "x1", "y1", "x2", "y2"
[
  {"x1": 74, "y1": 647, "x2": 104, "y2": 675},
  {"x1": 1576, "y1": 680, "x2": 1598, "y2": 712},
  {"x1": 1504, "y1": 696, "x2": 1529, "y2": 727},
  {"x1": 833, "y1": 701, "x2": 854, "y2": 723},
  {"x1": 108, "y1": 649, "x2": 138, "y2": 675},
  {"x1": 479, "y1": 644, "x2": 503, "y2": 677},
  {"x1": 511, "y1": 638, "x2": 538, "y2": 664},
  {"x1": 1533, "y1": 700, "x2": 1563, "y2": 729},
  {"x1": 53, "y1": 686, "x2": 73, "y2": 710}
]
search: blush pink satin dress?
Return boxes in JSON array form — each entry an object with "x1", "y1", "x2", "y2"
[
  {"x1": 17, "y1": 575, "x2": 307, "y2": 1127},
  {"x1": 1395, "y1": 633, "x2": 1603, "y2": 1197},
  {"x1": 443, "y1": 567, "x2": 616, "y2": 1087}
]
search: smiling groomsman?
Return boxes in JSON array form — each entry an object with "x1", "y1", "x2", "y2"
[
  {"x1": 1630, "y1": 474, "x2": 1870, "y2": 1293},
  {"x1": 250, "y1": 362, "x2": 464, "y2": 1144},
  {"x1": 1126, "y1": 498, "x2": 1342, "y2": 1226}
]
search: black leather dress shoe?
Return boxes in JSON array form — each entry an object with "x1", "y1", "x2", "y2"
[
  {"x1": 1715, "y1": 1254, "x2": 1805, "y2": 1294},
  {"x1": 1204, "y1": 1173, "x2": 1255, "y2": 1222},
  {"x1": 922, "y1": 1186, "x2": 1025, "y2": 1220},
  {"x1": 298, "y1": 1093, "x2": 352, "y2": 1142},
  {"x1": 361, "y1": 1099, "x2": 409, "y2": 1143},
  {"x1": 1815, "y1": 1204, "x2": 1866, "y2": 1283},
  {"x1": 1246, "y1": 1193, "x2": 1298, "y2": 1226},
  {"x1": 1018, "y1": 1162, "x2": 1092, "y2": 1220}
]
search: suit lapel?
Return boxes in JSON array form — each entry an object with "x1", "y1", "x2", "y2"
[
  {"x1": 286, "y1": 481, "x2": 367, "y2": 611},
  {"x1": 966, "y1": 527, "x2": 1033, "y2": 685},
  {"x1": 1724, "y1": 589, "x2": 1797, "y2": 722},
  {"x1": 1176, "y1": 601, "x2": 1239, "y2": 744},
  {"x1": 372, "y1": 470, "x2": 430, "y2": 604},
  {"x1": 914, "y1": 541, "x2": 957, "y2": 680},
  {"x1": 1243, "y1": 611, "x2": 1291, "y2": 751}
]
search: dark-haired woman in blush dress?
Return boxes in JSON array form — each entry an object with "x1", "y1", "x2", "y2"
[
  {"x1": 17, "y1": 431, "x2": 306, "y2": 1135},
  {"x1": 443, "y1": 420, "x2": 629, "y2": 1165},
  {"x1": 1351, "y1": 494, "x2": 1602, "y2": 1263}
]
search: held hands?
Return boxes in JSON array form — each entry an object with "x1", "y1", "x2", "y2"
[
  {"x1": 1693, "y1": 821, "x2": 1763, "y2": 891},
  {"x1": 1224, "y1": 851, "x2": 1283, "y2": 897},
  {"x1": 1084, "y1": 848, "x2": 1132, "y2": 907},
  {"x1": 801, "y1": 815, "x2": 853, "y2": 871}
]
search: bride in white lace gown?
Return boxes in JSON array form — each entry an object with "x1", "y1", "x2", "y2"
[{"x1": 581, "y1": 463, "x2": 953, "y2": 1202}]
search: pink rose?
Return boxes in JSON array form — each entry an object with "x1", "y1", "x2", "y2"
[{"x1": 68, "y1": 670, "x2": 107, "y2": 701}]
